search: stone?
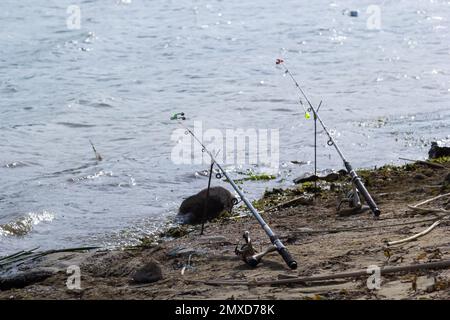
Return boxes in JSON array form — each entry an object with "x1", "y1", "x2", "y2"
[
  {"x1": 197, "y1": 235, "x2": 228, "y2": 244},
  {"x1": 130, "y1": 260, "x2": 163, "y2": 284},
  {"x1": 414, "y1": 173, "x2": 426, "y2": 180},
  {"x1": 444, "y1": 172, "x2": 450, "y2": 184},
  {"x1": 166, "y1": 247, "x2": 207, "y2": 258},
  {"x1": 416, "y1": 276, "x2": 436, "y2": 293}
]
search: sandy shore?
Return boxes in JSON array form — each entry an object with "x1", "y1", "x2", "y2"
[{"x1": 1, "y1": 159, "x2": 450, "y2": 300}]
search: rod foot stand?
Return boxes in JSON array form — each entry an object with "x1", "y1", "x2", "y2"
[{"x1": 337, "y1": 205, "x2": 370, "y2": 217}]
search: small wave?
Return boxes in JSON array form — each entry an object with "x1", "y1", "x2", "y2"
[
  {"x1": 3, "y1": 161, "x2": 28, "y2": 168},
  {"x1": 73, "y1": 99, "x2": 116, "y2": 109},
  {"x1": 57, "y1": 122, "x2": 96, "y2": 128},
  {"x1": 110, "y1": 137, "x2": 135, "y2": 142},
  {"x1": 90, "y1": 102, "x2": 114, "y2": 108},
  {"x1": 0, "y1": 211, "x2": 55, "y2": 237},
  {"x1": 271, "y1": 108, "x2": 294, "y2": 112},
  {"x1": 69, "y1": 170, "x2": 113, "y2": 183},
  {"x1": 118, "y1": 176, "x2": 136, "y2": 187}
]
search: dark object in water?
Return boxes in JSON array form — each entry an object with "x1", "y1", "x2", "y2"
[
  {"x1": 342, "y1": 9, "x2": 358, "y2": 17},
  {"x1": 89, "y1": 140, "x2": 103, "y2": 161},
  {"x1": 428, "y1": 141, "x2": 450, "y2": 159},
  {"x1": 177, "y1": 187, "x2": 236, "y2": 224},
  {"x1": 130, "y1": 260, "x2": 163, "y2": 284}
]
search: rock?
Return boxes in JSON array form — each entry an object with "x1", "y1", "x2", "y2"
[
  {"x1": 177, "y1": 187, "x2": 237, "y2": 224},
  {"x1": 415, "y1": 276, "x2": 436, "y2": 293},
  {"x1": 428, "y1": 141, "x2": 450, "y2": 159},
  {"x1": 422, "y1": 169, "x2": 434, "y2": 177},
  {"x1": 130, "y1": 260, "x2": 162, "y2": 284},
  {"x1": 444, "y1": 172, "x2": 450, "y2": 184},
  {"x1": 166, "y1": 247, "x2": 208, "y2": 258},
  {"x1": 444, "y1": 199, "x2": 450, "y2": 210},
  {"x1": 197, "y1": 235, "x2": 228, "y2": 244},
  {"x1": 414, "y1": 173, "x2": 426, "y2": 180}
]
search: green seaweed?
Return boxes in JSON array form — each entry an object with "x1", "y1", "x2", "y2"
[
  {"x1": 244, "y1": 173, "x2": 276, "y2": 181},
  {"x1": 159, "y1": 225, "x2": 194, "y2": 239},
  {"x1": 232, "y1": 173, "x2": 277, "y2": 183},
  {"x1": 404, "y1": 163, "x2": 418, "y2": 171},
  {"x1": 430, "y1": 156, "x2": 450, "y2": 164},
  {"x1": 137, "y1": 236, "x2": 161, "y2": 249},
  {"x1": 298, "y1": 181, "x2": 322, "y2": 194},
  {"x1": 263, "y1": 188, "x2": 284, "y2": 198},
  {"x1": 211, "y1": 210, "x2": 239, "y2": 222}
]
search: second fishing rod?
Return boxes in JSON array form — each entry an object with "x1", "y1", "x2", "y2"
[
  {"x1": 276, "y1": 59, "x2": 381, "y2": 218},
  {"x1": 171, "y1": 112, "x2": 298, "y2": 270}
]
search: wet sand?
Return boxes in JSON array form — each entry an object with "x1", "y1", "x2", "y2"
[{"x1": 1, "y1": 159, "x2": 449, "y2": 300}]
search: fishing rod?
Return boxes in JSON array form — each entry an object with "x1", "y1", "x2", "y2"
[
  {"x1": 170, "y1": 112, "x2": 298, "y2": 270},
  {"x1": 276, "y1": 59, "x2": 381, "y2": 217}
]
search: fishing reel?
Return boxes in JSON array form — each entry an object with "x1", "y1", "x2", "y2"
[
  {"x1": 235, "y1": 231, "x2": 276, "y2": 267},
  {"x1": 337, "y1": 183, "x2": 370, "y2": 216}
]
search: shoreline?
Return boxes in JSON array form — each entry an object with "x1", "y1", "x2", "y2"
[{"x1": 1, "y1": 157, "x2": 449, "y2": 299}]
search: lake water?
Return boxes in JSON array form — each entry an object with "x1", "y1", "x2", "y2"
[{"x1": 1, "y1": 0, "x2": 449, "y2": 255}]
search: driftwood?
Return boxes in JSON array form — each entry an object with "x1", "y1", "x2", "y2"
[
  {"x1": 386, "y1": 193, "x2": 450, "y2": 246},
  {"x1": 411, "y1": 192, "x2": 450, "y2": 208},
  {"x1": 386, "y1": 220, "x2": 442, "y2": 246},
  {"x1": 0, "y1": 246, "x2": 100, "y2": 290},
  {"x1": 407, "y1": 192, "x2": 450, "y2": 214},
  {"x1": 0, "y1": 246, "x2": 100, "y2": 271},
  {"x1": 399, "y1": 157, "x2": 446, "y2": 169},
  {"x1": 407, "y1": 206, "x2": 449, "y2": 214},
  {"x1": 0, "y1": 270, "x2": 56, "y2": 290},
  {"x1": 291, "y1": 216, "x2": 444, "y2": 235},
  {"x1": 193, "y1": 259, "x2": 450, "y2": 287}
]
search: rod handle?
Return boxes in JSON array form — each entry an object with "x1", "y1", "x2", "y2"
[
  {"x1": 344, "y1": 161, "x2": 381, "y2": 217},
  {"x1": 278, "y1": 247, "x2": 298, "y2": 270},
  {"x1": 353, "y1": 178, "x2": 381, "y2": 217}
]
